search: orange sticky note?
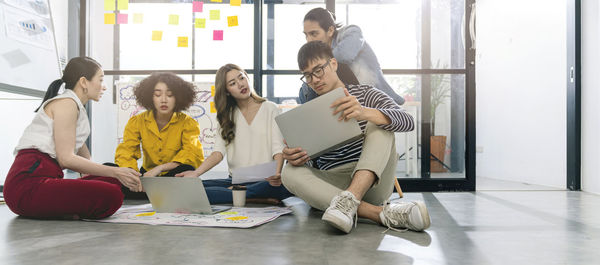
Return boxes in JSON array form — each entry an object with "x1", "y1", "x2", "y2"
[
  {"x1": 230, "y1": 0, "x2": 241, "y2": 6},
  {"x1": 152, "y1": 30, "x2": 163, "y2": 41},
  {"x1": 104, "y1": 13, "x2": 116, "y2": 25},
  {"x1": 209, "y1": 10, "x2": 220, "y2": 20},
  {"x1": 104, "y1": 0, "x2": 115, "y2": 11},
  {"x1": 211, "y1": 85, "x2": 215, "y2": 96},
  {"x1": 227, "y1": 16, "x2": 238, "y2": 27},
  {"x1": 117, "y1": 0, "x2": 128, "y2": 10},
  {"x1": 178, "y1": 36, "x2": 189, "y2": 47},
  {"x1": 169, "y1": 14, "x2": 179, "y2": 25},
  {"x1": 133, "y1": 13, "x2": 143, "y2": 24},
  {"x1": 210, "y1": 102, "x2": 216, "y2": 113},
  {"x1": 195, "y1": 18, "x2": 206, "y2": 28}
]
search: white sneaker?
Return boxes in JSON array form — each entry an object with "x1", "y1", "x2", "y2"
[
  {"x1": 321, "y1": 191, "x2": 360, "y2": 233},
  {"x1": 379, "y1": 201, "x2": 431, "y2": 232}
]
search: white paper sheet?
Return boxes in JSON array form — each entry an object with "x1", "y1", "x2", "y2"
[{"x1": 231, "y1": 161, "x2": 277, "y2": 184}]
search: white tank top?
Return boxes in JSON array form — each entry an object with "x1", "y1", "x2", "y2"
[{"x1": 14, "y1": 89, "x2": 91, "y2": 159}]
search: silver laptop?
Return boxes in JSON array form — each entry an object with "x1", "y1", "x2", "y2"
[
  {"x1": 275, "y1": 87, "x2": 363, "y2": 158},
  {"x1": 141, "y1": 177, "x2": 231, "y2": 214}
]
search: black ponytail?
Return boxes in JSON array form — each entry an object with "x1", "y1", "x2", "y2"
[
  {"x1": 34, "y1": 57, "x2": 102, "y2": 112},
  {"x1": 304, "y1": 8, "x2": 342, "y2": 36}
]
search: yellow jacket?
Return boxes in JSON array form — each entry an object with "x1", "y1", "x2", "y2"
[{"x1": 115, "y1": 111, "x2": 204, "y2": 172}]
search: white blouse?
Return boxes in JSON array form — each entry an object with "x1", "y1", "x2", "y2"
[
  {"x1": 14, "y1": 89, "x2": 90, "y2": 159},
  {"x1": 213, "y1": 101, "x2": 285, "y2": 174}
]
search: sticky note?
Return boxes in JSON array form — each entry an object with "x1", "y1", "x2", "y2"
[
  {"x1": 195, "y1": 18, "x2": 206, "y2": 28},
  {"x1": 169, "y1": 14, "x2": 179, "y2": 25},
  {"x1": 209, "y1": 10, "x2": 220, "y2": 20},
  {"x1": 230, "y1": 0, "x2": 241, "y2": 6},
  {"x1": 104, "y1": 0, "x2": 115, "y2": 11},
  {"x1": 211, "y1": 85, "x2": 215, "y2": 96},
  {"x1": 193, "y1": 1, "x2": 203, "y2": 12},
  {"x1": 117, "y1": 13, "x2": 128, "y2": 24},
  {"x1": 219, "y1": 211, "x2": 238, "y2": 215},
  {"x1": 117, "y1": 0, "x2": 128, "y2": 10},
  {"x1": 210, "y1": 102, "x2": 217, "y2": 113},
  {"x1": 135, "y1": 212, "x2": 155, "y2": 216},
  {"x1": 104, "y1": 13, "x2": 116, "y2": 25},
  {"x1": 133, "y1": 13, "x2": 143, "y2": 24},
  {"x1": 210, "y1": 0, "x2": 222, "y2": 2},
  {"x1": 213, "y1": 30, "x2": 223, "y2": 41},
  {"x1": 178, "y1": 36, "x2": 188, "y2": 47},
  {"x1": 226, "y1": 216, "x2": 248, "y2": 221},
  {"x1": 227, "y1": 16, "x2": 238, "y2": 27},
  {"x1": 152, "y1": 30, "x2": 163, "y2": 41}
]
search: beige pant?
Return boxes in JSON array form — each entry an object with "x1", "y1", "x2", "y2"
[{"x1": 281, "y1": 122, "x2": 398, "y2": 211}]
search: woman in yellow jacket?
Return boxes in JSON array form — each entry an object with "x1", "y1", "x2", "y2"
[{"x1": 113, "y1": 72, "x2": 204, "y2": 198}]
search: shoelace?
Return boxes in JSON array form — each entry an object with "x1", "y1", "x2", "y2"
[
  {"x1": 334, "y1": 193, "x2": 359, "y2": 228},
  {"x1": 381, "y1": 202, "x2": 412, "y2": 234}
]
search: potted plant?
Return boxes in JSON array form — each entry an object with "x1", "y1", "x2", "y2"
[{"x1": 429, "y1": 61, "x2": 451, "y2": 172}]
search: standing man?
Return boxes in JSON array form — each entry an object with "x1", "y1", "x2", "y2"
[
  {"x1": 298, "y1": 7, "x2": 405, "y2": 105},
  {"x1": 282, "y1": 41, "x2": 430, "y2": 234}
]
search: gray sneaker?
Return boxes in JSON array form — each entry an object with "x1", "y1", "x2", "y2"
[
  {"x1": 379, "y1": 201, "x2": 431, "y2": 232},
  {"x1": 321, "y1": 191, "x2": 360, "y2": 233}
]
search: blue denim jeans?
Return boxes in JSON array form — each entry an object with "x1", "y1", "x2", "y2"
[{"x1": 203, "y1": 178, "x2": 294, "y2": 204}]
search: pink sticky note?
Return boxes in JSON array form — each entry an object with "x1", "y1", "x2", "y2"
[
  {"x1": 193, "y1": 1, "x2": 203, "y2": 12},
  {"x1": 213, "y1": 30, "x2": 223, "y2": 41},
  {"x1": 117, "y1": 13, "x2": 128, "y2": 24}
]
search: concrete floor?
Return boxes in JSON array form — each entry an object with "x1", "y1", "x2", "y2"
[{"x1": 1, "y1": 190, "x2": 599, "y2": 265}]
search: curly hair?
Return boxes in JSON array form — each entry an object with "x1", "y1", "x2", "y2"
[
  {"x1": 134, "y1": 72, "x2": 197, "y2": 112},
  {"x1": 214, "y1": 64, "x2": 265, "y2": 145}
]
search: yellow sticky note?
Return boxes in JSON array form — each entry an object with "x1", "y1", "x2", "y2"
[
  {"x1": 211, "y1": 85, "x2": 215, "y2": 96},
  {"x1": 104, "y1": 13, "x2": 116, "y2": 25},
  {"x1": 104, "y1": 0, "x2": 115, "y2": 11},
  {"x1": 219, "y1": 211, "x2": 238, "y2": 215},
  {"x1": 230, "y1": 0, "x2": 241, "y2": 6},
  {"x1": 210, "y1": 102, "x2": 216, "y2": 113},
  {"x1": 210, "y1": 0, "x2": 223, "y2": 2},
  {"x1": 169, "y1": 14, "x2": 179, "y2": 25},
  {"x1": 227, "y1": 16, "x2": 238, "y2": 27},
  {"x1": 117, "y1": 0, "x2": 128, "y2": 10},
  {"x1": 209, "y1": 10, "x2": 220, "y2": 20},
  {"x1": 194, "y1": 18, "x2": 206, "y2": 28},
  {"x1": 151, "y1": 30, "x2": 163, "y2": 41},
  {"x1": 135, "y1": 212, "x2": 155, "y2": 217},
  {"x1": 178, "y1": 36, "x2": 188, "y2": 47},
  {"x1": 133, "y1": 13, "x2": 143, "y2": 24},
  {"x1": 226, "y1": 216, "x2": 248, "y2": 221}
]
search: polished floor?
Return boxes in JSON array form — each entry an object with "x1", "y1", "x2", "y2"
[{"x1": 1, "y1": 190, "x2": 599, "y2": 265}]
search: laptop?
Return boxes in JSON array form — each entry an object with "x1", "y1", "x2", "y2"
[
  {"x1": 275, "y1": 87, "x2": 363, "y2": 158},
  {"x1": 141, "y1": 177, "x2": 231, "y2": 214}
]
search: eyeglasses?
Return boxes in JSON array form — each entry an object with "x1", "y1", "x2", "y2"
[{"x1": 300, "y1": 60, "x2": 331, "y2": 84}]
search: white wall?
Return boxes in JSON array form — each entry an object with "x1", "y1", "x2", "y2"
[
  {"x1": 581, "y1": 0, "x2": 600, "y2": 194},
  {"x1": 476, "y1": 0, "x2": 567, "y2": 188}
]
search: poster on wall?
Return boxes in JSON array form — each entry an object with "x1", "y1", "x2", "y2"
[
  {"x1": 2, "y1": 4, "x2": 53, "y2": 50},
  {"x1": 116, "y1": 81, "x2": 218, "y2": 156}
]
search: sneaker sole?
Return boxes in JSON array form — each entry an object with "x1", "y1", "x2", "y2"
[
  {"x1": 414, "y1": 201, "x2": 431, "y2": 231},
  {"x1": 322, "y1": 213, "x2": 353, "y2": 233}
]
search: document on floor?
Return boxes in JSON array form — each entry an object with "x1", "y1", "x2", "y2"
[
  {"x1": 85, "y1": 204, "x2": 292, "y2": 228},
  {"x1": 231, "y1": 161, "x2": 277, "y2": 184}
]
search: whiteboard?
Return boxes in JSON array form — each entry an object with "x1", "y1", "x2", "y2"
[
  {"x1": 0, "y1": 0, "x2": 60, "y2": 94},
  {"x1": 116, "y1": 81, "x2": 219, "y2": 157}
]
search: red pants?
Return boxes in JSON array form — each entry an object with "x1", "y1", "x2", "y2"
[{"x1": 3, "y1": 149, "x2": 124, "y2": 219}]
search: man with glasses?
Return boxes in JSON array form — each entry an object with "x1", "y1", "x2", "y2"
[{"x1": 281, "y1": 41, "x2": 431, "y2": 234}]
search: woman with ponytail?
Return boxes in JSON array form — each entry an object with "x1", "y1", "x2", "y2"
[
  {"x1": 3, "y1": 57, "x2": 142, "y2": 220},
  {"x1": 176, "y1": 64, "x2": 293, "y2": 204}
]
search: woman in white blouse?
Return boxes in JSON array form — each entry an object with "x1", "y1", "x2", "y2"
[{"x1": 176, "y1": 64, "x2": 292, "y2": 204}]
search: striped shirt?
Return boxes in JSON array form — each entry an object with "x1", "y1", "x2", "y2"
[{"x1": 314, "y1": 84, "x2": 414, "y2": 170}]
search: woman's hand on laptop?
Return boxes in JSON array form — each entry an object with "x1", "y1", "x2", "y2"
[
  {"x1": 283, "y1": 140, "x2": 310, "y2": 166},
  {"x1": 175, "y1": 170, "x2": 200, "y2": 178},
  {"x1": 112, "y1": 167, "x2": 142, "y2": 192}
]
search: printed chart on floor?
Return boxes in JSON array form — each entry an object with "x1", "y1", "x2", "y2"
[
  {"x1": 86, "y1": 204, "x2": 292, "y2": 228},
  {"x1": 116, "y1": 81, "x2": 218, "y2": 156}
]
